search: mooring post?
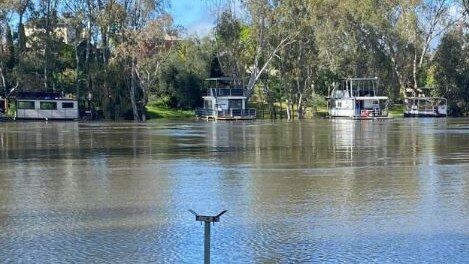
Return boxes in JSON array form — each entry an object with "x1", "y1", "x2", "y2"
[
  {"x1": 204, "y1": 221, "x2": 211, "y2": 263},
  {"x1": 189, "y1": 209, "x2": 227, "y2": 264}
]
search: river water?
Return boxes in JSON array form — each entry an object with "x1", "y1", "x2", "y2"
[{"x1": 1, "y1": 118, "x2": 469, "y2": 263}]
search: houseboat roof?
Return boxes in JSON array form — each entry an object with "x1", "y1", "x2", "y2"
[
  {"x1": 16, "y1": 91, "x2": 62, "y2": 99},
  {"x1": 205, "y1": 77, "x2": 237, "y2": 81},
  {"x1": 14, "y1": 91, "x2": 76, "y2": 100},
  {"x1": 405, "y1": 97, "x2": 446, "y2": 100},
  {"x1": 342, "y1": 77, "x2": 378, "y2": 81}
]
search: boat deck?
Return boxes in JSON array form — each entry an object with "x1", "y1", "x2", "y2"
[{"x1": 199, "y1": 115, "x2": 256, "y2": 121}]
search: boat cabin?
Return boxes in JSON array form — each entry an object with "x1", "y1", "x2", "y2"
[
  {"x1": 196, "y1": 77, "x2": 256, "y2": 120},
  {"x1": 326, "y1": 77, "x2": 389, "y2": 119},
  {"x1": 404, "y1": 87, "x2": 447, "y2": 117},
  {"x1": 14, "y1": 91, "x2": 79, "y2": 120}
]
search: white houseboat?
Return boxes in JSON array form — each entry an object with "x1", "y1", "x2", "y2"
[
  {"x1": 196, "y1": 77, "x2": 256, "y2": 120},
  {"x1": 326, "y1": 77, "x2": 390, "y2": 119},
  {"x1": 14, "y1": 91, "x2": 79, "y2": 120},
  {"x1": 403, "y1": 87, "x2": 447, "y2": 117}
]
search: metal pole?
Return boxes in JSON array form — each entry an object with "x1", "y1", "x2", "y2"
[
  {"x1": 189, "y1": 209, "x2": 227, "y2": 264},
  {"x1": 204, "y1": 221, "x2": 211, "y2": 264}
]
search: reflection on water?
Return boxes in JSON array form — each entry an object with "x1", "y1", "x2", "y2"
[{"x1": 1, "y1": 119, "x2": 469, "y2": 263}]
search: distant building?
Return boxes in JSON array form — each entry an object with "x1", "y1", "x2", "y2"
[
  {"x1": 163, "y1": 34, "x2": 180, "y2": 50},
  {"x1": 24, "y1": 24, "x2": 83, "y2": 46}
]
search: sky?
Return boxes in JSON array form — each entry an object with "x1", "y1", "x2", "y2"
[{"x1": 169, "y1": 1, "x2": 217, "y2": 37}]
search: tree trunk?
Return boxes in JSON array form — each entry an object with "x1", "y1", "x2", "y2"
[
  {"x1": 297, "y1": 93, "x2": 304, "y2": 119},
  {"x1": 0, "y1": 64, "x2": 6, "y2": 95},
  {"x1": 286, "y1": 99, "x2": 292, "y2": 120},
  {"x1": 413, "y1": 50, "x2": 418, "y2": 89},
  {"x1": 75, "y1": 44, "x2": 80, "y2": 100},
  {"x1": 141, "y1": 84, "x2": 147, "y2": 122},
  {"x1": 390, "y1": 52, "x2": 406, "y2": 96},
  {"x1": 130, "y1": 57, "x2": 140, "y2": 121}
]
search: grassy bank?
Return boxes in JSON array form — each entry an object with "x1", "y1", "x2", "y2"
[
  {"x1": 146, "y1": 106, "x2": 194, "y2": 119},
  {"x1": 389, "y1": 104, "x2": 404, "y2": 118},
  {"x1": 145, "y1": 103, "x2": 403, "y2": 120}
]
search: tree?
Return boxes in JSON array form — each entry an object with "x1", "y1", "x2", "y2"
[
  {"x1": 114, "y1": 0, "x2": 172, "y2": 121},
  {"x1": 134, "y1": 15, "x2": 176, "y2": 121},
  {"x1": 1, "y1": 1, "x2": 18, "y2": 97},
  {"x1": 33, "y1": 0, "x2": 60, "y2": 90},
  {"x1": 214, "y1": 10, "x2": 244, "y2": 82},
  {"x1": 273, "y1": 0, "x2": 318, "y2": 119},
  {"x1": 463, "y1": 0, "x2": 469, "y2": 14},
  {"x1": 12, "y1": 0, "x2": 32, "y2": 55},
  {"x1": 432, "y1": 27, "x2": 469, "y2": 115},
  {"x1": 155, "y1": 36, "x2": 215, "y2": 110}
]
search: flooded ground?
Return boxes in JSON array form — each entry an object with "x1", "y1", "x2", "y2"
[{"x1": 1, "y1": 118, "x2": 469, "y2": 263}]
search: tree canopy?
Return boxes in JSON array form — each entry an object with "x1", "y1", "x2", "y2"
[{"x1": 1, "y1": 0, "x2": 469, "y2": 119}]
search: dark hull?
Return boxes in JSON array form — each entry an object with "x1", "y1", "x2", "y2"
[{"x1": 404, "y1": 113, "x2": 446, "y2": 118}]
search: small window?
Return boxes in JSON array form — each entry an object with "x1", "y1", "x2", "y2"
[
  {"x1": 229, "y1": 99, "x2": 242, "y2": 109},
  {"x1": 40, "y1": 101, "x2": 57, "y2": 110},
  {"x1": 18, "y1": 101, "x2": 35, "y2": 109},
  {"x1": 62, "y1": 102, "x2": 75, "y2": 108}
]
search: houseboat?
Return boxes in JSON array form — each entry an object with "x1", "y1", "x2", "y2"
[
  {"x1": 14, "y1": 91, "x2": 79, "y2": 120},
  {"x1": 403, "y1": 87, "x2": 447, "y2": 117},
  {"x1": 326, "y1": 77, "x2": 390, "y2": 119},
  {"x1": 195, "y1": 77, "x2": 256, "y2": 120}
]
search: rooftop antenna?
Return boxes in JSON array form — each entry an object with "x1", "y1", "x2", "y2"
[{"x1": 189, "y1": 209, "x2": 227, "y2": 264}]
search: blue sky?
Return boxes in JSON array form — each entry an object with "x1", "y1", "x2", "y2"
[{"x1": 169, "y1": 1, "x2": 216, "y2": 37}]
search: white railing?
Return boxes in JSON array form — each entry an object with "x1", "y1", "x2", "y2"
[{"x1": 196, "y1": 108, "x2": 256, "y2": 118}]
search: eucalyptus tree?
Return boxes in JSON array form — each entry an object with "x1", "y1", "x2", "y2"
[
  {"x1": 32, "y1": 0, "x2": 61, "y2": 90},
  {"x1": 114, "y1": 0, "x2": 170, "y2": 121},
  {"x1": 404, "y1": 0, "x2": 464, "y2": 93},
  {"x1": 92, "y1": 0, "x2": 128, "y2": 119},
  {"x1": 431, "y1": 28, "x2": 469, "y2": 115},
  {"x1": 62, "y1": 0, "x2": 87, "y2": 100},
  {"x1": 134, "y1": 15, "x2": 176, "y2": 121},
  {"x1": 12, "y1": 0, "x2": 33, "y2": 55},
  {"x1": 0, "y1": 3, "x2": 15, "y2": 96},
  {"x1": 214, "y1": 9, "x2": 244, "y2": 83},
  {"x1": 241, "y1": 0, "x2": 300, "y2": 99},
  {"x1": 213, "y1": 1, "x2": 299, "y2": 97},
  {"x1": 157, "y1": 37, "x2": 213, "y2": 109},
  {"x1": 312, "y1": 0, "x2": 461, "y2": 100},
  {"x1": 271, "y1": 0, "x2": 318, "y2": 119}
]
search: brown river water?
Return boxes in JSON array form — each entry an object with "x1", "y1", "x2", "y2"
[{"x1": 1, "y1": 118, "x2": 469, "y2": 263}]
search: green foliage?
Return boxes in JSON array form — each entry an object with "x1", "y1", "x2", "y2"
[
  {"x1": 57, "y1": 68, "x2": 77, "y2": 92},
  {"x1": 156, "y1": 38, "x2": 212, "y2": 109},
  {"x1": 146, "y1": 105, "x2": 194, "y2": 119},
  {"x1": 3, "y1": 0, "x2": 466, "y2": 119},
  {"x1": 431, "y1": 28, "x2": 469, "y2": 116}
]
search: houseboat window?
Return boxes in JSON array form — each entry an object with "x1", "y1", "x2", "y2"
[
  {"x1": 337, "y1": 101, "x2": 342, "y2": 108},
  {"x1": 17, "y1": 101, "x2": 35, "y2": 109},
  {"x1": 204, "y1": 100, "x2": 213, "y2": 109},
  {"x1": 40, "y1": 101, "x2": 57, "y2": 110},
  {"x1": 62, "y1": 102, "x2": 75, "y2": 108},
  {"x1": 229, "y1": 99, "x2": 242, "y2": 109}
]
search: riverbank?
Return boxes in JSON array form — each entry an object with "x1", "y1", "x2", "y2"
[{"x1": 146, "y1": 105, "x2": 194, "y2": 119}]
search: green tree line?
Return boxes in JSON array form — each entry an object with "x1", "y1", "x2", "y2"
[{"x1": 1, "y1": 0, "x2": 469, "y2": 120}]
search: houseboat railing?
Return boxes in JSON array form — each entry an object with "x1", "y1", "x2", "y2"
[
  {"x1": 195, "y1": 108, "x2": 217, "y2": 117},
  {"x1": 406, "y1": 98, "x2": 446, "y2": 112},
  {"x1": 196, "y1": 108, "x2": 256, "y2": 118},
  {"x1": 223, "y1": 108, "x2": 256, "y2": 117},
  {"x1": 359, "y1": 107, "x2": 389, "y2": 117},
  {"x1": 207, "y1": 88, "x2": 245, "y2": 97}
]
